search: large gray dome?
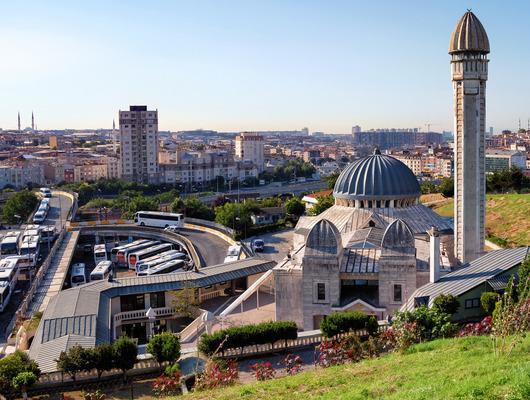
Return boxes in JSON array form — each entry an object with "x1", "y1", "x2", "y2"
[{"x1": 333, "y1": 149, "x2": 420, "y2": 207}]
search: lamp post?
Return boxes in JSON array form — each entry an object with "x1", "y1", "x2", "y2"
[{"x1": 145, "y1": 307, "x2": 156, "y2": 340}]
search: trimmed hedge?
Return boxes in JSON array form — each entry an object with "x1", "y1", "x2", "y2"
[
  {"x1": 198, "y1": 321, "x2": 298, "y2": 355},
  {"x1": 320, "y1": 311, "x2": 379, "y2": 338}
]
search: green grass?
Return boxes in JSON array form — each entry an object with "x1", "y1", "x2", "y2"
[
  {"x1": 432, "y1": 193, "x2": 530, "y2": 247},
  {"x1": 184, "y1": 336, "x2": 530, "y2": 400}
]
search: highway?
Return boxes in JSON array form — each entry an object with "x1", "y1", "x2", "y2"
[{"x1": 179, "y1": 228, "x2": 229, "y2": 267}]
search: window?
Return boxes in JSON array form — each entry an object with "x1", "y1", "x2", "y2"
[
  {"x1": 393, "y1": 284, "x2": 402, "y2": 303},
  {"x1": 317, "y1": 283, "x2": 326, "y2": 301},
  {"x1": 150, "y1": 292, "x2": 166, "y2": 308},
  {"x1": 465, "y1": 298, "x2": 480, "y2": 309},
  {"x1": 120, "y1": 294, "x2": 145, "y2": 312}
]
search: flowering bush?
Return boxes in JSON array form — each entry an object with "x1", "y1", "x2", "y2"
[
  {"x1": 251, "y1": 361, "x2": 275, "y2": 381},
  {"x1": 393, "y1": 321, "x2": 422, "y2": 351},
  {"x1": 281, "y1": 354, "x2": 303, "y2": 375},
  {"x1": 152, "y1": 373, "x2": 181, "y2": 396},
  {"x1": 458, "y1": 316, "x2": 493, "y2": 337},
  {"x1": 315, "y1": 340, "x2": 345, "y2": 368},
  {"x1": 195, "y1": 359, "x2": 238, "y2": 390},
  {"x1": 339, "y1": 334, "x2": 363, "y2": 362}
]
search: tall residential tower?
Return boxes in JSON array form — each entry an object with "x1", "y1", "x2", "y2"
[
  {"x1": 449, "y1": 11, "x2": 490, "y2": 263},
  {"x1": 119, "y1": 105, "x2": 159, "y2": 184}
]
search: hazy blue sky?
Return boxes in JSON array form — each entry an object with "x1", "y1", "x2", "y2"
[{"x1": 2, "y1": 1, "x2": 529, "y2": 133}]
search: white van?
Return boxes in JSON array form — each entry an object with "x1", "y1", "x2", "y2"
[
  {"x1": 93, "y1": 244, "x2": 108, "y2": 265},
  {"x1": 40, "y1": 188, "x2": 52, "y2": 198},
  {"x1": 224, "y1": 245, "x2": 241, "y2": 263},
  {"x1": 70, "y1": 263, "x2": 86, "y2": 287},
  {"x1": 32, "y1": 211, "x2": 46, "y2": 224},
  {"x1": 90, "y1": 260, "x2": 112, "y2": 281}
]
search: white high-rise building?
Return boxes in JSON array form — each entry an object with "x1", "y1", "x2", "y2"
[
  {"x1": 449, "y1": 11, "x2": 489, "y2": 263},
  {"x1": 235, "y1": 132, "x2": 264, "y2": 172},
  {"x1": 119, "y1": 105, "x2": 159, "y2": 184}
]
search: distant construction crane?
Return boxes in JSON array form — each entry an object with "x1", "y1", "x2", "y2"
[{"x1": 423, "y1": 123, "x2": 440, "y2": 132}]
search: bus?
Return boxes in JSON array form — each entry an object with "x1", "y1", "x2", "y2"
[
  {"x1": 0, "y1": 258, "x2": 19, "y2": 312},
  {"x1": 134, "y1": 211, "x2": 184, "y2": 229},
  {"x1": 90, "y1": 260, "x2": 112, "y2": 281},
  {"x1": 110, "y1": 239, "x2": 150, "y2": 263},
  {"x1": 40, "y1": 187, "x2": 52, "y2": 198},
  {"x1": 116, "y1": 240, "x2": 159, "y2": 267},
  {"x1": 127, "y1": 243, "x2": 173, "y2": 270},
  {"x1": 21, "y1": 229, "x2": 41, "y2": 245},
  {"x1": 93, "y1": 244, "x2": 107, "y2": 265},
  {"x1": 70, "y1": 263, "x2": 86, "y2": 287},
  {"x1": 139, "y1": 259, "x2": 186, "y2": 276},
  {"x1": 224, "y1": 245, "x2": 241, "y2": 263},
  {"x1": 40, "y1": 226, "x2": 56, "y2": 243},
  {"x1": 0, "y1": 232, "x2": 21, "y2": 256},
  {"x1": 18, "y1": 236, "x2": 40, "y2": 268},
  {"x1": 135, "y1": 250, "x2": 188, "y2": 275}
]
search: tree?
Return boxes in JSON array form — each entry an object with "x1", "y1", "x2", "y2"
[
  {"x1": 0, "y1": 350, "x2": 40, "y2": 396},
  {"x1": 2, "y1": 190, "x2": 39, "y2": 223},
  {"x1": 310, "y1": 195, "x2": 334, "y2": 216},
  {"x1": 91, "y1": 344, "x2": 115, "y2": 379},
  {"x1": 438, "y1": 178, "x2": 454, "y2": 198},
  {"x1": 170, "y1": 197, "x2": 185, "y2": 213},
  {"x1": 170, "y1": 287, "x2": 200, "y2": 319},
  {"x1": 517, "y1": 256, "x2": 530, "y2": 288},
  {"x1": 112, "y1": 336, "x2": 138, "y2": 381},
  {"x1": 432, "y1": 294, "x2": 460, "y2": 315},
  {"x1": 12, "y1": 371, "x2": 37, "y2": 400},
  {"x1": 420, "y1": 181, "x2": 437, "y2": 195},
  {"x1": 285, "y1": 197, "x2": 305, "y2": 217},
  {"x1": 214, "y1": 202, "x2": 252, "y2": 233},
  {"x1": 480, "y1": 292, "x2": 500, "y2": 315},
  {"x1": 323, "y1": 173, "x2": 340, "y2": 190},
  {"x1": 55, "y1": 345, "x2": 86, "y2": 381},
  {"x1": 184, "y1": 197, "x2": 215, "y2": 220},
  {"x1": 146, "y1": 332, "x2": 181, "y2": 366}
]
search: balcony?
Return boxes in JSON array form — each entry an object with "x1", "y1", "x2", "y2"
[{"x1": 113, "y1": 306, "x2": 175, "y2": 326}]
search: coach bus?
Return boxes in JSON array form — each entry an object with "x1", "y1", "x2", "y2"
[
  {"x1": 127, "y1": 243, "x2": 173, "y2": 270},
  {"x1": 134, "y1": 211, "x2": 184, "y2": 229}
]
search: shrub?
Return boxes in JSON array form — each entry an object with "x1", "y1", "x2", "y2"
[
  {"x1": 432, "y1": 294, "x2": 460, "y2": 315},
  {"x1": 56, "y1": 345, "x2": 88, "y2": 381},
  {"x1": 320, "y1": 311, "x2": 378, "y2": 338},
  {"x1": 146, "y1": 332, "x2": 181, "y2": 366},
  {"x1": 315, "y1": 340, "x2": 345, "y2": 368},
  {"x1": 164, "y1": 363, "x2": 181, "y2": 377},
  {"x1": 195, "y1": 359, "x2": 238, "y2": 390},
  {"x1": 81, "y1": 389, "x2": 105, "y2": 400},
  {"x1": 12, "y1": 371, "x2": 38, "y2": 400},
  {"x1": 198, "y1": 321, "x2": 298, "y2": 355},
  {"x1": 480, "y1": 292, "x2": 500, "y2": 315},
  {"x1": 112, "y1": 336, "x2": 138, "y2": 380},
  {"x1": 251, "y1": 361, "x2": 275, "y2": 381},
  {"x1": 152, "y1": 373, "x2": 181, "y2": 396},
  {"x1": 281, "y1": 354, "x2": 303, "y2": 375},
  {"x1": 458, "y1": 316, "x2": 493, "y2": 337}
]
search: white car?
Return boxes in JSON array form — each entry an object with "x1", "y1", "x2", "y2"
[{"x1": 164, "y1": 225, "x2": 180, "y2": 233}]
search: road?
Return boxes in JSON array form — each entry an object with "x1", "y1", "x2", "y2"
[
  {"x1": 190, "y1": 180, "x2": 328, "y2": 204},
  {"x1": 0, "y1": 192, "x2": 73, "y2": 344},
  {"x1": 244, "y1": 229, "x2": 294, "y2": 263},
  {"x1": 179, "y1": 228, "x2": 229, "y2": 267}
]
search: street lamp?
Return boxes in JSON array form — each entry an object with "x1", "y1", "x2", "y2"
[{"x1": 146, "y1": 307, "x2": 156, "y2": 340}]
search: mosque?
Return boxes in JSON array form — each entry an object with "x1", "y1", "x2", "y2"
[{"x1": 273, "y1": 10, "x2": 501, "y2": 330}]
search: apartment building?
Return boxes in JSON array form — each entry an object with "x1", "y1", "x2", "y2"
[
  {"x1": 0, "y1": 163, "x2": 44, "y2": 188},
  {"x1": 485, "y1": 149, "x2": 527, "y2": 173},
  {"x1": 119, "y1": 105, "x2": 159, "y2": 184},
  {"x1": 235, "y1": 132, "x2": 264, "y2": 172}
]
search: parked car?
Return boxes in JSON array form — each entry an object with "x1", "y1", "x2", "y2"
[{"x1": 252, "y1": 239, "x2": 265, "y2": 252}]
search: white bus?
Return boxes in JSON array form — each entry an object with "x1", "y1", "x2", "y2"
[
  {"x1": 93, "y1": 244, "x2": 108, "y2": 265},
  {"x1": 140, "y1": 259, "x2": 186, "y2": 276},
  {"x1": 127, "y1": 243, "x2": 174, "y2": 270},
  {"x1": 70, "y1": 263, "x2": 86, "y2": 287},
  {"x1": 116, "y1": 240, "x2": 159, "y2": 267},
  {"x1": 0, "y1": 258, "x2": 19, "y2": 312},
  {"x1": 135, "y1": 250, "x2": 188, "y2": 275},
  {"x1": 40, "y1": 187, "x2": 52, "y2": 198},
  {"x1": 40, "y1": 226, "x2": 56, "y2": 243},
  {"x1": 0, "y1": 232, "x2": 21, "y2": 256},
  {"x1": 90, "y1": 260, "x2": 112, "y2": 281},
  {"x1": 134, "y1": 211, "x2": 184, "y2": 229},
  {"x1": 224, "y1": 245, "x2": 241, "y2": 263},
  {"x1": 21, "y1": 229, "x2": 41, "y2": 245},
  {"x1": 110, "y1": 239, "x2": 150, "y2": 263},
  {"x1": 18, "y1": 236, "x2": 40, "y2": 268}
]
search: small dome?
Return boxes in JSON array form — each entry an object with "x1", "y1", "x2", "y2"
[
  {"x1": 449, "y1": 11, "x2": 490, "y2": 54},
  {"x1": 306, "y1": 219, "x2": 341, "y2": 256},
  {"x1": 381, "y1": 219, "x2": 415, "y2": 249},
  {"x1": 333, "y1": 149, "x2": 420, "y2": 203}
]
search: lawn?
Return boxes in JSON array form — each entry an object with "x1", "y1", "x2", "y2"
[
  {"x1": 183, "y1": 335, "x2": 530, "y2": 400},
  {"x1": 432, "y1": 193, "x2": 530, "y2": 247}
]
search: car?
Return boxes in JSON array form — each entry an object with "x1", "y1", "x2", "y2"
[
  {"x1": 164, "y1": 225, "x2": 180, "y2": 233},
  {"x1": 252, "y1": 239, "x2": 265, "y2": 252}
]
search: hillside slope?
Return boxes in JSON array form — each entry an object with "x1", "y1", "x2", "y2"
[
  {"x1": 185, "y1": 336, "x2": 530, "y2": 400},
  {"x1": 433, "y1": 193, "x2": 530, "y2": 247}
]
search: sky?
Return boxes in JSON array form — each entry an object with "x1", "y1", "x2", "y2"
[{"x1": 1, "y1": 1, "x2": 530, "y2": 133}]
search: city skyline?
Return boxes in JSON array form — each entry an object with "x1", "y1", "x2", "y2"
[{"x1": 2, "y1": 1, "x2": 530, "y2": 132}]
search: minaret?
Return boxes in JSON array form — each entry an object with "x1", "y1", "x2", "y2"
[
  {"x1": 17, "y1": 112, "x2": 21, "y2": 132},
  {"x1": 32, "y1": 111, "x2": 35, "y2": 131},
  {"x1": 449, "y1": 10, "x2": 490, "y2": 263}
]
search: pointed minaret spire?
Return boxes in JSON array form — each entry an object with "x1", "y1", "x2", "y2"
[
  {"x1": 17, "y1": 112, "x2": 21, "y2": 132},
  {"x1": 32, "y1": 111, "x2": 35, "y2": 131}
]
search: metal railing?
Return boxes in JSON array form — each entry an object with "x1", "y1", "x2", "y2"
[
  {"x1": 184, "y1": 217, "x2": 235, "y2": 237},
  {"x1": 113, "y1": 306, "x2": 175, "y2": 325}
]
